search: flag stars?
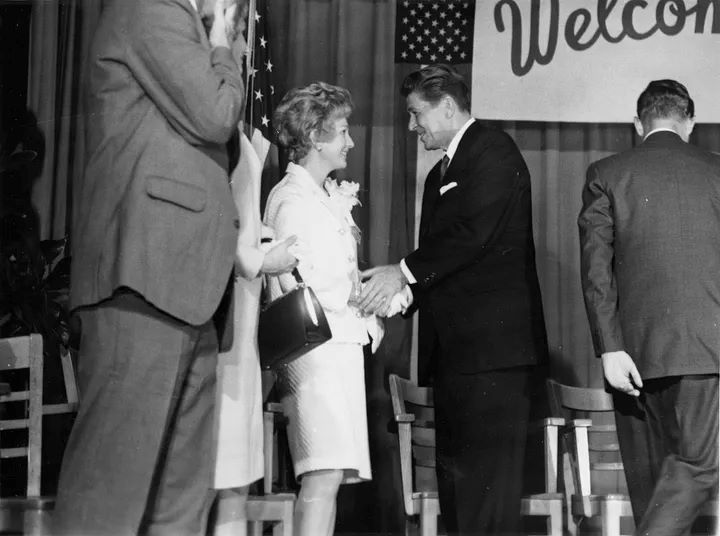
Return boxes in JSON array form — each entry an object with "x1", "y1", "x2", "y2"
[
  {"x1": 255, "y1": 90, "x2": 263, "y2": 101},
  {"x1": 265, "y1": 60, "x2": 273, "y2": 72},
  {"x1": 261, "y1": 115, "x2": 269, "y2": 127},
  {"x1": 259, "y1": 36, "x2": 267, "y2": 48},
  {"x1": 254, "y1": 11, "x2": 260, "y2": 22},
  {"x1": 395, "y1": 0, "x2": 474, "y2": 64}
]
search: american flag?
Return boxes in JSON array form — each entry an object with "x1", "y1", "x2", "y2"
[
  {"x1": 245, "y1": 0, "x2": 274, "y2": 143},
  {"x1": 395, "y1": 0, "x2": 475, "y2": 64}
]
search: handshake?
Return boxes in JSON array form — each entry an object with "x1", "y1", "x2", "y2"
[{"x1": 355, "y1": 264, "x2": 413, "y2": 318}]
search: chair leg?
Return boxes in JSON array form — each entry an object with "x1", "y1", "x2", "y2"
[
  {"x1": 23, "y1": 508, "x2": 48, "y2": 536},
  {"x1": 419, "y1": 501, "x2": 438, "y2": 536},
  {"x1": 248, "y1": 520, "x2": 263, "y2": 536},
  {"x1": 547, "y1": 500, "x2": 563, "y2": 536},
  {"x1": 601, "y1": 499, "x2": 622, "y2": 536}
]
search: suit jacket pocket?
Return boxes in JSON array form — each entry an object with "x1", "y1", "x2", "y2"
[{"x1": 146, "y1": 176, "x2": 207, "y2": 212}]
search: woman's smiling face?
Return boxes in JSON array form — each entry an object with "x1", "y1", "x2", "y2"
[{"x1": 317, "y1": 116, "x2": 354, "y2": 171}]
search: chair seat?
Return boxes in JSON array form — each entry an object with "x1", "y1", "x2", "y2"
[
  {"x1": 246, "y1": 493, "x2": 295, "y2": 521},
  {"x1": 0, "y1": 497, "x2": 55, "y2": 511},
  {"x1": 411, "y1": 491, "x2": 439, "y2": 500},
  {"x1": 247, "y1": 493, "x2": 295, "y2": 536},
  {"x1": 520, "y1": 492, "x2": 563, "y2": 515},
  {"x1": 572, "y1": 493, "x2": 632, "y2": 517},
  {"x1": 0, "y1": 496, "x2": 55, "y2": 536}
]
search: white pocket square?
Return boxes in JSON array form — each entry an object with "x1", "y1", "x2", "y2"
[{"x1": 439, "y1": 181, "x2": 458, "y2": 195}]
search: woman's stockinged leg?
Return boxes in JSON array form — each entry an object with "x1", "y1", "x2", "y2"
[
  {"x1": 295, "y1": 469, "x2": 344, "y2": 536},
  {"x1": 212, "y1": 486, "x2": 250, "y2": 536}
]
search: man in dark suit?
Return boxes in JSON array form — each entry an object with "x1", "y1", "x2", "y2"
[
  {"x1": 360, "y1": 64, "x2": 548, "y2": 535},
  {"x1": 579, "y1": 79, "x2": 719, "y2": 536},
  {"x1": 52, "y1": 0, "x2": 245, "y2": 534}
]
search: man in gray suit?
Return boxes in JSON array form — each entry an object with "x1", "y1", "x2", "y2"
[
  {"x1": 53, "y1": 0, "x2": 246, "y2": 534},
  {"x1": 579, "y1": 79, "x2": 719, "y2": 536}
]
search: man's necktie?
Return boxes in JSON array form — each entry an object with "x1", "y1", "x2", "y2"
[{"x1": 439, "y1": 154, "x2": 450, "y2": 183}]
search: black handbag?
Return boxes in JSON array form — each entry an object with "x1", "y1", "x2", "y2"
[{"x1": 258, "y1": 268, "x2": 332, "y2": 370}]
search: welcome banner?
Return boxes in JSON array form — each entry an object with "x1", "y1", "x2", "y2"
[{"x1": 471, "y1": 0, "x2": 720, "y2": 122}]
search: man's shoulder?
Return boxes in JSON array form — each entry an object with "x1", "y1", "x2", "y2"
[
  {"x1": 592, "y1": 139, "x2": 720, "y2": 173},
  {"x1": 105, "y1": 0, "x2": 195, "y2": 35},
  {"x1": 461, "y1": 120, "x2": 521, "y2": 157}
]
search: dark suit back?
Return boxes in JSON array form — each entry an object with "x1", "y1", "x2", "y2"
[
  {"x1": 579, "y1": 131, "x2": 720, "y2": 379},
  {"x1": 407, "y1": 121, "x2": 547, "y2": 373},
  {"x1": 70, "y1": 0, "x2": 244, "y2": 326}
]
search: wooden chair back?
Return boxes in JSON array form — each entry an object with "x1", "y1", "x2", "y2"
[
  {"x1": 547, "y1": 379, "x2": 626, "y2": 498},
  {"x1": 43, "y1": 349, "x2": 79, "y2": 416},
  {"x1": 0, "y1": 334, "x2": 44, "y2": 497},
  {"x1": 547, "y1": 378, "x2": 633, "y2": 536},
  {"x1": 389, "y1": 374, "x2": 437, "y2": 512}
]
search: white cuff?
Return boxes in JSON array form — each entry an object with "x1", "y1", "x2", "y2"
[{"x1": 399, "y1": 259, "x2": 416, "y2": 285}]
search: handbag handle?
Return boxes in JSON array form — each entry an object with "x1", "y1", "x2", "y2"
[{"x1": 261, "y1": 237, "x2": 304, "y2": 286}]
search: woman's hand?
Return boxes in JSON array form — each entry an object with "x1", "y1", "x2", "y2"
[{"x1": 261, "y1": 235, "x2": 299, "y2": 275}]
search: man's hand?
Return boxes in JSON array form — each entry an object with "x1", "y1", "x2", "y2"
[
  {"x1": 261, "y1": 235, "x2": 298, "y2": 276},
  {"x1": 601, "y1": 351, "x2": 643, "y2": 397},
  {"x1": 208, "y1": 0, "x2": 237, "y2": 49},
  {"x1": 358, "y1": 264, "x2": 406, "y2": 315}
]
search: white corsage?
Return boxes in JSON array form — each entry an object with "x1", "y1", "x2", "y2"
[{"x1": 324, "y1": 178, "x2": 362, "y2": 243}]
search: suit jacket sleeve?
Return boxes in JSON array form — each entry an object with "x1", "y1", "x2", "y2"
[
  {"x1": 578, "y1": 162, "x2": 625, "y2": 355},
  {"x1": 127, "y1": 0, "x2": 244, "y2": 145},
  {"x1": 405, "y1": 130, "x2": 527, "y2": 287}
]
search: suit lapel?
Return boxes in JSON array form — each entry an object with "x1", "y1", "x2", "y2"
[
  {"x1": 286, "y1": 168, "x2": 346, "y2": 227},
  {"x1": 419, "y1": 122, "x2": 485, "y2": 240},
  {"x1": 419, "y1": 161, "x2": 443, "y2": 240}
]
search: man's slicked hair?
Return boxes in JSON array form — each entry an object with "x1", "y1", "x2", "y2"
[
  {"x1": 637, "y1": 79, "x2": 695, "y2": 125},
  {"x1": 401, "y1": 64, "x2": 471, "y2": 112}
]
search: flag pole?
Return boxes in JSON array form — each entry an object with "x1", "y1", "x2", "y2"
[{"x1": 245, "y1": 0, "x2": 257, "y2": 137}]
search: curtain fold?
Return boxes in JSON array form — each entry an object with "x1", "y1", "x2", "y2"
[{"x1": 27, "y1": 0, "x2": 101, "y2": 241}]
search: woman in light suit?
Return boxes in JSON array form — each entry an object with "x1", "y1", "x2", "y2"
[{"x1": 264, "y1": 82, "x2": 383, "y2": 536}]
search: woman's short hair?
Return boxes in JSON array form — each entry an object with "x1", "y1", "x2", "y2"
[
  {"x1": 637, "y1": 79, "x2": 695, "y2": 125},
  {"x1": 401, "y1": 64, "x2": 471, "y2": 112},
  {"x1": 273, "y1": 82, "x2": 354, "y2": 162}
]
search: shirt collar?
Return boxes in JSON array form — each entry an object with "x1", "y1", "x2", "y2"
[
  {"x1": 445, "y1": 118, "x2": 475, "y2": 163},
  {"x1": 643, "y1": 127, "x2": 678, "y2": 140},
  {"x1": 187, "y1": 0, "x2": 198, "y2": 11},
  {"x1": 286, "y1": 162, "x2": 328, "y2": 195}
]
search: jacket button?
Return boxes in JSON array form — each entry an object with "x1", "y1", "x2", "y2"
[{"x1": 233, "y1": 219, "x2": 240, "y2": 229}]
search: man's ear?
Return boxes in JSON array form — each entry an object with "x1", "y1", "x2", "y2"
[
  {"x1": 443, "y1": 95, "x2": 455, "y2": 118},
  {"x1": 633, "y1": 117, "x2": 644, "y2": 138},
  {"x1": 685, "y1": 117, "x2": 696, "y2": 140}
]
